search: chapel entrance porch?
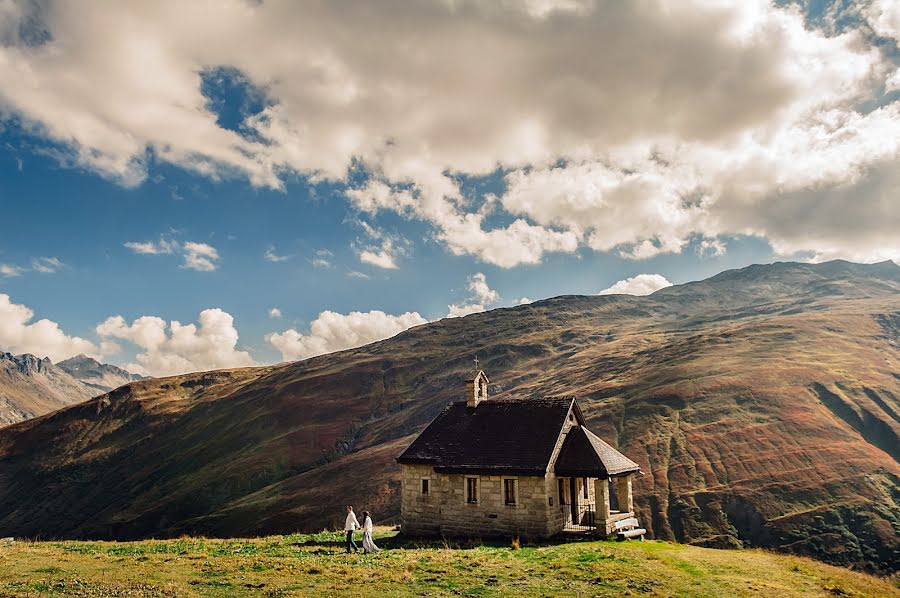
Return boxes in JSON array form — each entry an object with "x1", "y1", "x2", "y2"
[{"x1": 557, "y1": 474, "x2": 636, "y2": 535}]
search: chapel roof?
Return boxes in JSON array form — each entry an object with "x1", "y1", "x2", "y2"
[{"x1": 396, "y1": 396, "x2": 574, "y2": 475}]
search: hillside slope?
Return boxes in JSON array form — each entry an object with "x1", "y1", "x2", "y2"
[
  {"x1": 0, "y1": 352, "x2": 143, "y2": 427},
  {"x1": 0, "y1": 260, "x2": 897, "y2": 574}
]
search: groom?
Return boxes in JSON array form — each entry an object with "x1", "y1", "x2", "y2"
[{"x1": 344, "y1": 505, "x2": 360, "y2": 553}]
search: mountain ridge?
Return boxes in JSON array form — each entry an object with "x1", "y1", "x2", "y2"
[
  {"x1": 0, "y1": 260, "x2": 897, "y2": 574},
  {"x1": 0, "y1": 351, "x2": 144, "y2": 427}
]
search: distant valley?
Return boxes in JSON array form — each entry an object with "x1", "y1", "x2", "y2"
[
  {"x1": 0, "y1": 353, "x2": 144, "y2": 426},
  {"x1": 0, "y1": 260, "x2": 897, "y2": 574}
]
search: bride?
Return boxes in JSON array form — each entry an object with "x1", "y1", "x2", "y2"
[{"x1": 361, "y1": 510, "x2": 380, "y2": 554}]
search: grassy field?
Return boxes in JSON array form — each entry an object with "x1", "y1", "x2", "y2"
[{"x1": 0, "y1": 530, "x2": 897, "y2": 597}]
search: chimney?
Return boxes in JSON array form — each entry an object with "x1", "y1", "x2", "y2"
[{"x1": 466, "y1": 370, "x2": 489, "y2": 408}]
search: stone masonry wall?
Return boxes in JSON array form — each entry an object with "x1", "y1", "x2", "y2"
[
  {"x1": 401, "y1": 464, "x2": 553, "y2": 538},
  {"x1": 400, "y1": 464, "x2": 442, "y2": 535},
  {"x1": 438, "y1": 473, "x2": 549, "y2": 538}
]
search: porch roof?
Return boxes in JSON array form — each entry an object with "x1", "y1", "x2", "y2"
[{"x1": 554, "y1": 426, "x2": 640, "y2": 477}]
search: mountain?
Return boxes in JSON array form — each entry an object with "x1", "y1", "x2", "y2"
[
  {"x1": 0, "y1": 352, "x2": 143, "y2": 427},
  {"x1": 57, "y1": 354, "x2": 145, "y2": 394},
  {"x1": 0, "y1": 260, "x2": 897, "y2": 574}
]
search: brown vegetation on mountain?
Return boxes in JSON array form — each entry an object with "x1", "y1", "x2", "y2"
[{"x1": 0, "y1": 260, "x2": 897, "y2": 574}]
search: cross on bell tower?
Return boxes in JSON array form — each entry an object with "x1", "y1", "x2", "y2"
[{"x1": 466, "y1": 357, "x2": 489, "y2": 408}]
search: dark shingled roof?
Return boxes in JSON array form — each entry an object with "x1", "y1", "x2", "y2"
[
  {"x1": 396, "y1": 397, "x2": 574, "y2": 475},
  {"x1": 555, "y1": 426, "x2": 640, "y2": 477}
]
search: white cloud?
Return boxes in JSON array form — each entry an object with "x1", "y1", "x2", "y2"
[
  {"x1": 124, "y1": 237, "x2": 178, "y2": 255},
  {"x1": 181, "y1": 242, "x2": 219, "y2": 271},
  {"x1": 887, "y1": 67, "x2": 900, "y2": 93},
  {"x1": 267, "y1": 310, "x2": 427, "y2": 361},
  {"x1": 0, "y1": 264, "x2": 23, "y2": 277},
  {"x1": 359, "y1": 241, "x2": 400, "y2": 269},
  {"x1": 0, "y1": 1, "x2": 897, "y2": 264},
  {"x1": 598, "y1": 274, "x2": 673, "y2": 296},
  {"x1": 96, "y1": 308, "x2": 255, "y2": 376},
  {"x1": 268, "y1": 307, "x2": 282, "y2": 319},
  {"x1": 355, "y1": 223, "x2": 406, "y2": 270},
  {"x1": 515, "y1": 297, "x2": 533, "y2": 305},
  {"x1": 446, "y1": 303, "x2": 486, "y2": 318},
  {"x1": 865, "y1": 0, "x2": 900, "y2": 42},
  {"x1": 310, "y1": 249, "x2": 333, "y2": 269},
  {"x1": 0, "y1": 257, "x2": 65, "y2": 277},
  {"x1": 125, "y1": 237, "x2": 220, "y2": 270},
  {"x1": 264, "y1": 246, "x2": 292, "y2": 263},
  {"x1": 697, "y1": 238, "x2": 727, "y2": 258},
  {"x1": 0, "y1": 293, "x2": 102, "y2": 362},
  {"x1": 467, "y1": 273, "x2": 499, "y2": 304},
  {"x1": 445, "y1": 272, "x2": 500, "y2": 317},
  {"x1": 30, "y1": 257, "x2": 64, "y2": 273}
]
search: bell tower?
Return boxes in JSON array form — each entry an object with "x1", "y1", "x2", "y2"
[{"x1": 466, "y1": 364, "x2": 489, "y2": 408}]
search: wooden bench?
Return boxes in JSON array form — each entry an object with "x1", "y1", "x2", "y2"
[{"x1": 613, "y1": 517, "x2": 646, "y2": 541}]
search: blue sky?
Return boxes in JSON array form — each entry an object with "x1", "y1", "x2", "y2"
[{"x1": 0, "y1": 0, "x2": 897, "y2": 375}]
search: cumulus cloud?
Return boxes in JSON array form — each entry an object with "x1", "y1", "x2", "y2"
[
  {"x1": 467, "y1": 273, "x2": 499, "y2": 304},
  {"x1": 598, "y1": 274, "x2": 673, "y2": 296},
  {"x1": 446, "y1": 303, "x2": 486, "y2": 318},
  {"x1": 0, "y1": 293, "x2": 102, "y2": 362},
  {"x1": 865, "y1": 0, "x2": 900, "y2": 42},
  {"x1": 267, "y1": 310, "x2": 427, "y2": 361},
  {"x1": 446, "y1": 272, "x2": 498, "y2": 317},
  {"x1": 358, "y1": 241, "x2": 400, "y2": 269},
  {"x1": 96, "y1": 308, "x2": 255, "y2": 376},
  {"x1": 125, "y1": 237, "x2": 221, "y2": 271},
  {"x1": 354, "y1": 223, "x2": 406, "y2": 270},
  {"x1": 268, "y1": 307, "x2": 282, "y2": 319},
  {"x1": 181, "y1": 242, "x2": 219, "y2": 271},
  {"x1": 515, "y1": 297, "x2": 533, "y2": 305},
  {"x1": 1, "y1": 1, "x2": 898, "y2": 264}
]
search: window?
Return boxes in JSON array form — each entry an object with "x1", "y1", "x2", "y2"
[
  {"x1": 421, "y1": 478, "x2": 429, "y2": 495},
  {"x1": 466, "y1": 477, "x2": 479, "y2": 504},
  {"x1": 503, "y1": 478, "x2": 518, "y2": 506}
]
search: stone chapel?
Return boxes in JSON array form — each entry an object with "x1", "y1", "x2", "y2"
[{"x1": 396, "y1": 370, "x2": 643, "y2": 538}]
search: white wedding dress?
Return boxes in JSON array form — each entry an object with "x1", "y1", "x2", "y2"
[{"x1": 362, "y1": 516, "x2": 380, "y2": 553}]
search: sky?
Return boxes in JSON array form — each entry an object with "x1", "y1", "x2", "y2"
[{"x1": 0, "y1": 0, "x2": 898, "y2": 376}]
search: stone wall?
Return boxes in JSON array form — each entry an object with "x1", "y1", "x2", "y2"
[
  {"x1": 401, "y1": 464, "x2": 555, "y2": 538},
  {"x1": 400, "y1": 464, "x2": 442, "y2": 535},
  {"x1": 544, "y1": 473, "x2": 566, "y2": 535}
]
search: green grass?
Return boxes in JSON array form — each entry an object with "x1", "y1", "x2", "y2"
[{"x1": 0, "y1": 529, "x2": 897, "y2": 597}]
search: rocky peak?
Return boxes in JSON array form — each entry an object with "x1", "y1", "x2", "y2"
[{"x1": 1, "y1": 352, "x2": 55, "y2": 376}]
